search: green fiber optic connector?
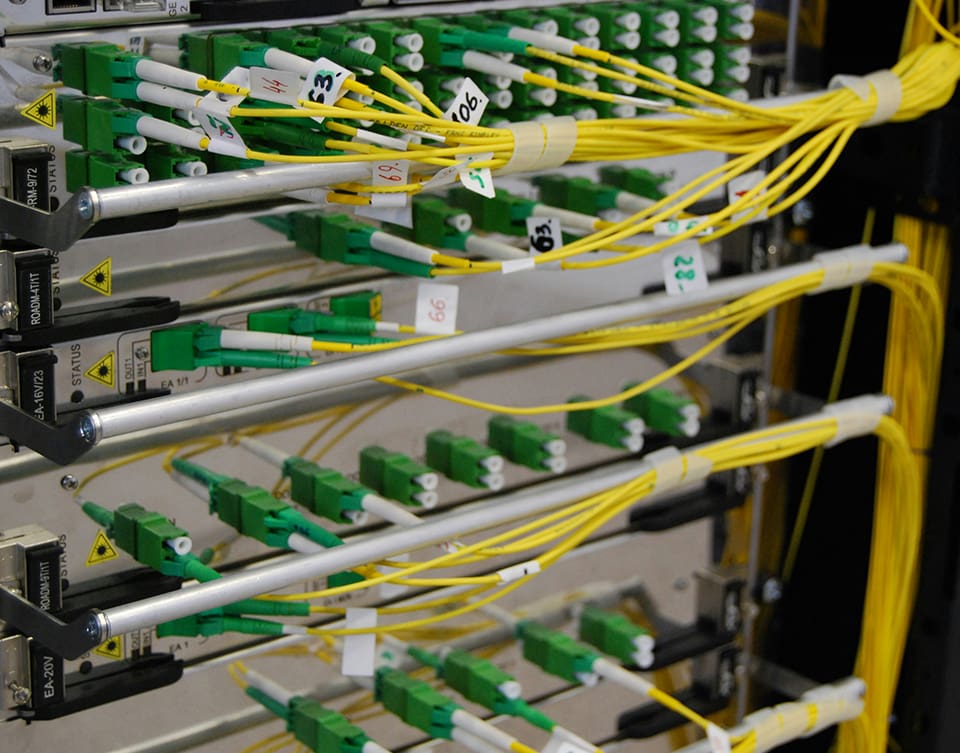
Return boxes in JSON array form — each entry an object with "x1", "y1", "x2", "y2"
[
  {"x1": 158, "y1": 611, "x2": 289, "y2": 638},
  {"x1": 150, "y1": 322, "x2": 312, "y2": 372},
  {"x1": 623, "y1": 386, "x2": 701, "y2": 437},
  {"x1": 359, "y1": 446, "x2": 439, "y2": 507},
  {"x1": 330, "y1": 290, "x2": 383, "y2": 321},
  {"x1": 592, "y1": 4, "x2": 644, "y2": 49},
  {"x1": 288, "y1": 212, "x2": 434, "y2": 278},
  {"x1": 359, "y1": 21, "x2": 424, "y2": 70},
  {"x1": 636, "y1": 50, "x2": 681, "y2": 76},
  {"x1": 510, "y1": 79, "x2": 557, "y2": 110},
  {"x1": 517, "y1": 621, "x2": 600, "y2": 684},
  {"x1": 426, "y1": 430, "x2": 505, "y2": 490},
  {"x1": 598, "y1": 165, "x2": 670, "y2": 201},
  {"x1": 194, "y1": 33, "x2": 270, "y2": 79},
  {"x1": 61, "y1": 97, "x2": 146, "y2": 155},
  {"x1": 578, "y1": 606, "x2": 655, "y2": 669},
  {"x1": 262, "y1": 29, "x2": 384, "y2": 74},
  {"x1": 65, "y1": 150, "x2": 147, "y2": 192},
  {"x1": 534, "y1": 174, "x2": 620, "y2": 214},
  {"x1": 375, "y1": 667, "x2": 459, "y2": 738},
  {"x1": 656, "y1": 1, "x2": 719, "y2": 44},
  {"x1": 282, "y1": 456, "x2": 373, "y2": 525},
  {"x1": 541, "y1": 7, "x2": 602, "y2": 43},
  {"x1": 247, "y1": 308, "x2": 378, "y2": 338},
  {"x1": 487, "y1": 416, "x2": 566, "y2": 474},
  {"x1": 234, "y1": 119, "x2": 332, "y2": 153},
  {"x1": 53, "y1": 42, "x2": 143, "y2": 98},
  {"x1": 142, "y1": 144, "x2": 207, "y2": 180},
  {"x1": 447, "y1": 188, "x2": 535, "y2": 236},
  {"x1": 407, "y1": 19, "x2": 526, "y2": 67},
  {"x1": 566, "y1": 396, "x2": 645, "y2": 453},
  {"x1": 497, "y1": 9, "x2": 559, "y2": 35},
  {"x1": 393, "y1": 196, "x2": 472, "y2": 248},
  {"x1": 711, "y1": 2, "x2": 755, "y2": 41},
  {"x1": 314, "y1": 25, "x2": 378, "y2": 57},
  {"x1": 287, "y1": 697, "x2": 373, "y2": 753},
  {"x1": 624, "y1": 3, "x2": 681, "y2": 47}
]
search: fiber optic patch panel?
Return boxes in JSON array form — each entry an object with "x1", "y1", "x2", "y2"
[{"x1": 0, "y1": 2, "x2": 954, "y2": 753}]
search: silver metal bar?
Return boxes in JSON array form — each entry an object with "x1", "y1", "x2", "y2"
[
  {"x1": 785, "y1": 0, "x2": 802, "y2": 93},
  {"x1": 84, "y1": 244, "x2": 908, "y2": 445}
]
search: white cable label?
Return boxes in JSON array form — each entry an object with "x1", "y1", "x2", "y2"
[
  {"x1": 653, "y1": 217, "x2": 714, "y2": 237},
  {"x1": 415, "y1": 282, "x2": 459, "y2": 335},
  {"x1": 342, "y1": 608, "x2": 378, "y2": 677},
  {"x1": 496, "y1": 560, "x2": 541, "y2": 582},
  {"x1": 526, "y1": 216, "x2": 562, "y2": 254},
  {"x1": 662, "y1": 241, "x2": 708, "y2": 295},
  {"x1": 727, "y1": 170, "x2": 768, "y2": 221},
  {"x1": 197, "y1": 67, "x2": 248, "y2": 154},
  {"x1": 299, "y1": 58, "x2": 353, "y2": 106},
  {"x1": 457, "y1": 152, "x2": 496, "y2": 199},
  {"x1": 249, "y1": 67, "x2": 302, "y2": 106},
  {"x1": 356, "y1": 160, "x2": 413, "y2": 228},
  {"x1": 444, "y1": 77, "x2": 489, "y2": 125},
  {"x1": 707, "y1": 723, "x2": 732, "y2": 753},
  {"x1": 421, "y1": 164, "x2": 461, "y2": 190},
  {"x1": 502, "y1": 257, "x2": 537, "y2": 274}
]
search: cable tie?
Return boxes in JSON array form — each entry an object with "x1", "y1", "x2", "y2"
[
  {"x1": 502, "y1": 117, "x2": 577, "y2": 175},
  {"x1": 809, "y1": 246, "x2": 877, "y2": 293},
  {"x1": 821, "y1": 395, "x2": 893, "y2": 446},
  {"x1": 496, "y1": 560, "x2": 541, "y2": 582},
  {"x1": 644, "y1": 447, "x2": 713, "y2": 492},
  {"x1": 828, "y1": 69, "x2": 902, "y2": 126}
]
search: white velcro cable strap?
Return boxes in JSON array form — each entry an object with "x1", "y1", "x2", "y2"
[
  {"x1": 502, "y1": 117, "x2": 578, "y2": 174},
  {"x1": 644, "y1": 447, "x2": 714, "y2": 493},
  {"x1": 822, "y1": 394, "x2": 893, "y2": 446},
  {"x1": 496, "y1": 559, "x2": 541, "y2": 582},
  {"x1": 706, "y1": 723, "x2": 732, "y2": 753},
  {"x1": 809, "y1": 246, "x2": 876, "y2": 294},
  {"x1": 828, "y1": 69, "x2": 902, "y2": 126}
]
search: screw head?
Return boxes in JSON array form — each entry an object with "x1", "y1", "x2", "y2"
[
  {"x1": 0, "y1": 301, "x2": 18, "y2": 320},
  {"x1": 77, "y1": 196, "x2": 93, "y2": 220},
  {"x1": 78, "y1": 416, "x2": 96, "y2": 443},
  {"x1": 134, "y1": 346, "x2": 149, "y2": 360},
  {"x1": 60, "y1": 474, "x2": 79, "y2": 491},
  {"x1": 10, "y1": 684, "x2": 30, "y2": 705},
  {"x1": 84, "y1": 615, "x2": 101, "y2": 640},
  {"x1": 32, "y1": 55, "x2": 52, "y2": 73}
]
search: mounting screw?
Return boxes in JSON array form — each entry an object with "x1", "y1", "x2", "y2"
[
  {"x1": 84, "y1": 615, "x2": 101, "y2": 641},
  {"x1": 77, "y1": 196, "x2": 93, "y2": 220},
  {"x1": 9, "y1": 682, "x2": 30, "y2": 705},
  {"x1": 0, "y1": 301, "x2": 18, "y2": 321},
  {"x1": 78, "y1": 416, "x2": 96, "y2": 443},
  {"x1": 134, "y1": 346, "x2": 149, "y2": 360},
  {"x1": 60, "y1": 474, "x2": 79, "y2": 491},
  {"x1": 32, "y1": 55, "x2": 52, "y2": 73}
]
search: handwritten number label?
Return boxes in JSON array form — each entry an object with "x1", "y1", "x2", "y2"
[
  {"x1": 297, "y1": 58, "x2": 354, "y2": 122},
  {"x1": 415, "y1": 283, "x2": 459, "y2": 335},
  {"x1": 356, "y1": 160, "x2": 413, "y2": 228},
  {"x1": 249, "y1": 67, "x2": 301, "y2": 105},
  {"x1": 653, "y1": 216, "x2": 714, "y2": 237},
  {"x1": 662, "y1": 242, "x2": 708, "y2": 295},
  {"x1": 443, "y1": 78, "x2": 489, "y2": 126},
  {"x1": 526, "y1": 217, "x2": 562, "y2": 254}
]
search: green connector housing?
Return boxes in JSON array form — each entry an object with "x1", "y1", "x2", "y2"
[
  {"x1": 212, "y1": 478, "x2": 292, "y2": 546},
  {"x1": 405, "y1": 197, "x2": 470, "y2": 247},
  {"x1": 566, "y1": 395, "x2": 644, "y2": 451},
  {"x1": 330, "y1": 290, "x2": 383, "y2": 320},
  {"x1": 598, "y1": 165, "x2": 670, "y2": 201},
  {"x1": 541, "y1": 7, "x2": 600, "y2": 41},
  {"x1": 53, "y1": 42, "x2": 141, "y2": 98},
  {"x1": 61, "y1": 97, "x2": 144, "y2": 154},
  {"x1": 375, "y1": 668, "x2": 458, "y2": 738},
  {"x1": 448, "y1": 188, "x2": 534, "y2": 236},
  {"x1": 359, "y1": 446, "x2": 435, "y2": 506},
  {"x1": 359, "y1": 21, "x2": 416, "y2": 65},
  {"x1": 593, "y1": 4, "x2": 643, "y2": 49},
  {"x1": 289, "y1": 698, "x2": 370, "y2": 753},
  {"x1": 517, "y1": 621, "x2": 599, "y2": 684},
  {"x1": 289, "y1": 212, "x2": 433, "y2": 278},
  {"x1": 442, "y1": 649, "x2": 516, "y2": 712},
  {"x1": 408, "y1": 18, "x2": 525, "y2": 66},
  {"x1": 150, "y1": 322, "x2": 311, "y2": 372},
  {"x1": 235, "y1": 118, "x2": 332, "y2": 153},
  {"x1": 194, "y1": 33, "x2": 269, "y2": 79},
  {"x1": 247, "y1": 308, "x2": 377, "y2": 337},
  {"x1": 157, "y1": 612, "x2": 285, "y2": 638},
  {"x1": 534, "y1": 174, "x2": 620, "y2": 214},
  {"x1": 578, "y1": 606, "x2": 654, "y2": 666},
  {"x1": 622, "y1": 386, "x2": 700, "y2": 437},
  {"x1": 65, "y1": 149, "x2": 147, "y2": 192},
  {"x1": 150, "y1": 322, "x2": 206, "y2": 371},
  {"x1": 142, "y1": 144, "x2": 206, "y2": 180},
  {"x1": 426, "y1": 430, "x2": 501, "y2": 488},
  {"x1": 283, "y1": 456, "x2": 369, "y2": 524},
  {"x1": 112, "y1": 503, "x2": 189, "y2": 572},
  {"x1": 487, "y1": 416, "x2": 564, "y2": 472}
]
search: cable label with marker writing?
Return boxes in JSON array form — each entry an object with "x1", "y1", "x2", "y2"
[
  {"x1": 249, "y1": 67, "x2": 302, "y2": 106},
  {"x1": 356, "y1": 160, "x2": 413, "y2": 228},
  {"x1": 662, "y1": 241, "x2": 708, "y2": 295},
  {"x1": 527, "y1": 217, "x2": 562, "y2": 254},
  {"x1": 444, "y1": 77, "x2": 489, "y2": 126},
  {"x1": 415, "y1": 282, "x2": 459, "y2": 335}
]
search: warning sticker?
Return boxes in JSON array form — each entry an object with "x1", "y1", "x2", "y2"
[
  {"x1": 85, "y1": 530, "x2": 119, "y2": 566},
  {"x1": 84, "y1": 352, "x2": 115, "y2": 388},
  {"x1": 94, "y1": 635, "x2": 124, "y2": 661},
  {"x1": 80, "y1": 258, "x2": 112, "y2": 296},
  {"x1": 21, "y1": 90, "x2": 56, "y2": 129}
]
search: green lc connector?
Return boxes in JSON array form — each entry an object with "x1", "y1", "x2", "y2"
[
  {"x1": 426, "y1": 430, "x2": 505, "y2": 490},
  {"x1": 406, "y1": 19, "x2": 526, "y2": 67},
  {"x1": 65, "y1": 150, "x2": 148, "y2": 192},
  {"x1": 713, "y1": 43, "x2": 751, "y2": 85},
  {"x1": 578, "y1": 606, "x2": 655, "y2": 669},
  {"x1": 282, "y1": 456, "x2": 372, "y2": 525},
  {"x1": 592, "y1": 4, "x2": 644, "y2": 50},
  {"x1": 598, "y1": 165, "x2": 671, "y2": 201},
  {"x1": 61, "y1": 97, "x2": 147, "y2": 156},
  {"x1": 517, "y1": 621, "x2": 601, "y2": 685},
  {"x1": 288, "y1": 212, "x2": 434, "y2": 278},
  {"x1": 447, "y1": 188, "x2": 535, "y2": 236},
  {"x1": 497, "y1": 9, "x2": 559, "y2": 35},
  {"x1": 624, "y1": 3, "x2": 681, "y2": 47},
  {"x1": 246, "y1": 308, "x2": 382, "y2": 340},
  {"x1": 675, "y1": 47, "x2": 717, "y2": 87},
  {"x1": 359, "y1": 21, "x2": 424, "y2": 71},
  {"x1": 359, "y1": 446, "x2": 439, "y2": 508},
  {"x1": 395, "y1": 196, "x2": 473, "y2": 249},
  {"x1": 657, "y1": 0, "x2": 719, "y2": 44},
  {"x1": 142, "y1": 144, "x2": 207, "y2": 180},
  {"x1": 374, "y1": 667, "x2": 459, "y2": 739},
  {"x1": 158, "y1": 611, "x2": 292, "y2": 638},
  {"x1": 709, "y1": 0, "x2": 755, "y2": 41},
  {"x1": 533, "y1": 174, "x2": 620, "y2": 214},
  {"x1": 53, "y1": 42, "x2": 143, "y2": 98},
  {"x1": 566, "y1": 396, "x2": 646, "y2": 453},
  {"x1": 330, "y1": 290, "x2": 383, "y2": 321},
  {"x1": 623, "y1": 386, "x2": 701, "y2": 438},
  {"x1": 287, "y1": 697, "x2": 374, "y2": 753},
  {"x1": 487, "y1": 416, "x2": 567, "y2": 474},
  {"x1": 150, "y1": 322, "x2": 312, "y2": 372},
  {"x1": 541, "y1": 7, "x2": 602, "y2": 45}
]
